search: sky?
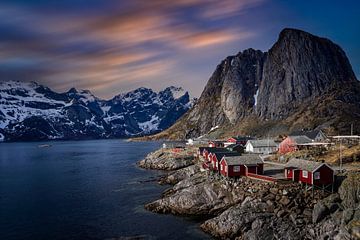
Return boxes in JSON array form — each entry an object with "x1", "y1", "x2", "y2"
[{"x1": 0, "y1": 0, "x2": 359, "y2": 99}]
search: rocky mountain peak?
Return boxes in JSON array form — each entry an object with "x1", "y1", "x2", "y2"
[
  {"x1": 257, "y1": 28, "x2": 357, "y2": 119},
  {"x1": 154, "y1": 28, "x2": 360, "y2": 139},
  {"x1": 67, "y1": 87, "x2": 78, "y2": 94}
]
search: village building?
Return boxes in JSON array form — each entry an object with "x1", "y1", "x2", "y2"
[
  {"x1": 210, "y1": 152, "x2": 241, "y2": 171},
  {"x1": 219, "y1": 154, "x2": 264, "y2": 177},
  {"x1": 278, "y1": 135, "x2": 313, "y2": 154},
  {"x1": 224, "y1": 136, "x2": 255, "y2": 147},
  {"x1": 245, "y1": 139, "x2": 278, "y2": 154},
  {"x1": 162, "y1": 141, "x2": 186, "y2": 149},
  {"x1": 208, "y1": 140, "x2": 224, "y2": 148},
  {"x1": 290, "y1": 129, "x2": 327, "y2": 142},
  {"x1": 202, "y1": 147, "x2": 230, "y2": 160},
  {"x1": 197, "y1": 147, "x2": 207, "y2": 157},
  {"x1": 284, "y1": 158, "x2": 334, "y2": 186},
  {"x1": 225, "y1": 144, "x2": 244, "y2": 153},
  {"x1": 198, "y1": 147, "x2": 230, "y2": 169}
]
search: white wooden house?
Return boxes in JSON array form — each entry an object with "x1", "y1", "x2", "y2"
[{"x1": 245, "y1": 139, "x2": 278, "y2": 154}]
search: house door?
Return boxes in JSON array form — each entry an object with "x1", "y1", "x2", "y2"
[{"x1": 293, "y1": 170, "x2": 300, "y2": 182}]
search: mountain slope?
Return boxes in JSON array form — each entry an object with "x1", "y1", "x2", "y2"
[
  {"x1": 0, "y1": 81, "x2": 193, "y2": 141},
  {"x1": 152, "y1": 28, "x2": 360, "y2": 140}
]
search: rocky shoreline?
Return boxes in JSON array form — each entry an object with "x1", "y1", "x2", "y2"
[
  {"x1": 137, "y1": 148, "x2": 195, "y2": 170},
  {"x1": 139, "y1": 147, "x2": 360, "y2": 239}
]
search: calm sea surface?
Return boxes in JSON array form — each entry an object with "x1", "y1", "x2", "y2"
[{"x1": 0, "y1": 140, "x2": 210, "y2": 240}]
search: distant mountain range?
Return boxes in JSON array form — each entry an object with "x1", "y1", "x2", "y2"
[
  {"x1": 0, "y1": 81, "x2": 193, "y2": 141},
  {"x1": 151, "y1": 28, "x2": 360, "y2": 140}
]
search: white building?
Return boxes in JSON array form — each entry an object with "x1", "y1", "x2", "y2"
[{"x1": 245, "y1": 139, "x2": 278, "y2": 154}]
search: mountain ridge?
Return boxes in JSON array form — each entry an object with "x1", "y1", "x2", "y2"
[{"x1": 0, "y1": 80, "x2": 193, "y2": 141}]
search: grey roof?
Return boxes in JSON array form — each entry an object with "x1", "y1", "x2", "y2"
[
  {"x1": 205, "y1": 147, "x2": 230, "y2": 153},
  {"x1": 225, "y1": 144, "x2": 237, "y2": 148},
  {"x1": 198, "y1": 147, "x2": 207, "y2": 154},
  {"x1": 226, "y1": 144, "x2": 244, "y2": 150},
  {"x1": 288, "y1": 135, "x2": 313, "y2": 144},
  {"x1": 223, "y1": 154, "x2": 263, "y2": 166},
  {"x1": 247, "y1": 139, "x2": 278, "y2": 148},
  {"x1": 285, "y1": 158, "x2": 325, "y2": 172},
  {"x1": 214, "y1": 152, "x2": 241, "y2": 161},
  {"x1": 290, "y1": 130, "x2": 325, "y2": 140},
  {"x1": 230, "y1": 136, "x2": 255, "y2": 141},
  {"x1": 199, "y1": 147, "x2": 226, "y2": 154}
]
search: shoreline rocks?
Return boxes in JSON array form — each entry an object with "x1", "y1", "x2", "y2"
[
  {"x1": 139, "y1": 147, "x2": 360, "y2": 239},
  {"x1": 158, "y1": 164, "x2": 201, "y2": 185},
  {"x1": 137, "y1": 148, "x2": 195, "y2": 170}
]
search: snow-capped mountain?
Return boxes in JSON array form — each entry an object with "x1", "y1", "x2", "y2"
[{"x1": 0, "y1": 81, "x2": 193, "y2": 141}]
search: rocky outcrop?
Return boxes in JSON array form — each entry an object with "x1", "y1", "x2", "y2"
[
  {"x1": 338, "y1": 172, "x2": 360, "y2": 208},
  {"x1": 137, "y1": 148, "x2": 195, "y2": 170},
  {"x1": 153, "y1": 28, "x2": 360, "y2": 140},
  {"x1": 158, "y1": 164, "x2": 200, "y2": 185},
  {"x1": 145, "y1": 173, "x2": 246, "y2": 215},
  {"x1": 201, "y1": 202, "x2": 305, "y2": 240}
]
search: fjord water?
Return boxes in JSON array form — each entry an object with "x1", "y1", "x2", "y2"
[{"x1": 0, "y1": 140, "x2": 210, "y2": 240}]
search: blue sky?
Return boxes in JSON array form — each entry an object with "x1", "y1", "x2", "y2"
[{"x1": 0, "y1": 0, "x2": 359, "y2": 98}]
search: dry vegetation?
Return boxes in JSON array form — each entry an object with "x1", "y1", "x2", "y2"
[{"x1": 268, "y1": 144, "x2": 360, "y2": 169}]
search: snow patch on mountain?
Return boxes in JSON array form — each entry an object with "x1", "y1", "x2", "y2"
[
  {"x1": 138, "y1": 115, "x2": 160, "y2": 133},
  {"x1": 169, "y1": 86, "x2": 186, "y2": 99},
  {"x1": 254, "y1": 88, "x2": 259, "y2": 106}
]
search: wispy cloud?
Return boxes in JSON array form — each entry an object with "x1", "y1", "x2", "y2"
[{"x1": 0, "y1": 0, "x2": 265, "y2": 98}]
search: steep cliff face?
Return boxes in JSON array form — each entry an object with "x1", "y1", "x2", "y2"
[
  {"x1": 257, "y1": 28, "x2": 358, "y2": 119},
  {"x1": 161, "y1": 49, "x2": 265, "y2": 138},
  {"x1": 152, "y1": 28, "x2": 360, "y2": 140},
  {"x1": 221, "y1": 49, "x2": 265, "y2": 123}
]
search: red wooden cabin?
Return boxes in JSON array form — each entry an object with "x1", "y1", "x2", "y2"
[
  {"x1": 198, "y1": 147, "x2": 207, "y2": 157},
  {"x1": 211, "y1": 152, "x2": 241, "y2": 171},
  {"x1": 198, "y1": 147, "x2": 229, "y2": 169},
  {"x1": 278, "y1": 136, "x2": 312, "y2": 154},
  {"x1": 226, "y1": 136, "x2": 254, "y2": 146},
  {"x1": 284, "y1": 158, "x2": 334, "y2": 186},
  {"x1": 219, "y1": 155, "x2": 264, "y2": 178},
  {"x1": 202, "y1": 147, "x2": 229, "y2": 162}
]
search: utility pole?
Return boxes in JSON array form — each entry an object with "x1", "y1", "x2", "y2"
[
  {"x1": 351, "y1": 123, "x2": 353, "y2": 136},
  {"x1": 339, "y1": 138, "x2": 342, "y2": 173}
]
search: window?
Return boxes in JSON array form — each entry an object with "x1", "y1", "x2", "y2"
[
  {"x1": 233, "y1": 166, "x2": 240, "y2": 172},
  {"x1": 220, "y1": 165, "x2": 223, "y2": 171},
  {"x1": 302, "y1": 171, "x2": 308, "y2": 178},
  {"x1": 314, "y1": 172, "x2": 320, "y2": 180},
  {"x1": 216, "y1": 162, "x2": 218, "y2": 168}
]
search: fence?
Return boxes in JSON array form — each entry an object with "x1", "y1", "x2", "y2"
[{"x1": 247, "y1": 172, "x2": 277, "y2": 182}]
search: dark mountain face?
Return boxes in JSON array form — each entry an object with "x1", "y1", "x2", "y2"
[
  {"x1": 257, "y1": 28, "x2": 358, "y2": 119},
  {"x1": 0, "y1": 82, "x2": 193, "y2": 141},
  {"x1": 170, "y1": 49, "x2": 266, "y2": 138},
  {"x1": 220, "y1": 49, "x2": 265, "y2": 122},
  {"x1": 155, "y1": 28, "x2": 360, "y2": 139}
]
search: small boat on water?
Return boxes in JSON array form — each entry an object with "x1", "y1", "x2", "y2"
[{"x1": 38, "y1": 144, "x2": 52, "y2": 148}]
